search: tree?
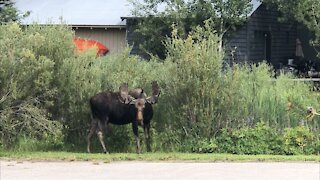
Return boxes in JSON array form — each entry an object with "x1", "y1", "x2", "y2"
[
  {"x1": 0, "y1": 0, "x2": 18, "y2": 23},
  {"x1": 188, "y1": 0, "x2": 253, "y2": 52},
  {"x1": 0, "y1": 0, "x2": 29, "y2": 23},
  {"x1": 130, "y1": 0, "x2": 253, "y2": 59}
]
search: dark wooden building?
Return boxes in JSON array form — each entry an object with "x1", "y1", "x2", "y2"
[{"x1": 225, "y1": 3, "x2": 317, "y2": 70}]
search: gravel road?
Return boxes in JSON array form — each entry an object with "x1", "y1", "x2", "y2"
[{"x1": 1, "y1": 160, "x2": 319, "y2": 180}]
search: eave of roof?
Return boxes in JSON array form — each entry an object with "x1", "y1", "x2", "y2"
[{"x1": 71, "y1": 24, "x2": 126, "y2": 29}]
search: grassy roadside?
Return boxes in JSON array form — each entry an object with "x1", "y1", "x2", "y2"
[{"x1": 0, "y1": 151, "x2": 319, "y2": 162}]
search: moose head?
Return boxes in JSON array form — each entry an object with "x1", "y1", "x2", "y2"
[{"x1": 123, "y1": 81, "x2": 161, "y2": 125}]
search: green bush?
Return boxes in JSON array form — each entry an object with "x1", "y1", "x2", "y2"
[
  {"x1": 215, "y1": 122, "x2": 283, "y2": 154},
  {"x1": 316, "y1": 140, "x2": 320, "y2": 154},
  {"x1": 14, "y1": 133, "x2": 64, "y2": 152},
  {"x1": 162, "y1": 21, "x2": 224, "y2": 143},
  {"x1": 0, "y1": 23, "x2": 101, "y2": 149},
  {"x1": 196, "y1": 123, "x2": 319, "y2": 155},
  {"x1": 192, "y1": 139, "x2": 218, "y2": 153},
  {"x1": 283, "y1": 126, "x2": 316, "y2": 155},
  {"x1": 0, "y1": 23, "x2": 66, "y2": 148}
]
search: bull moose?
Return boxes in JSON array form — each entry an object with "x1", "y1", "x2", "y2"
[{"x1": 86, "y1": 81, "x2": 160, "y2": 154}]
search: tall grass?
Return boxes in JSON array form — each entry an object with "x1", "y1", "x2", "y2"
[{"x1": 222, "y1": 64, "x2": 316, "y2": 129}]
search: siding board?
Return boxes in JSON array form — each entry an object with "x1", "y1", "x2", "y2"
[{"x1": 74, "y1": 27, "x2": 126, "y2": 54}]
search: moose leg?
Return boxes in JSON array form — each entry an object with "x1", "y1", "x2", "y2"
[
  {"x1": 132, "y1": 121, "x2": 141, "y2": 154},
  {"x1": 143, "y1": 123, "x2": 151, "y2": 152},
  {"x1": 87, "y1": 118, "x2": 97, "y2": 153},
  {"x1": 97, "y1": 120, "x2": 107, "y2": 153}
]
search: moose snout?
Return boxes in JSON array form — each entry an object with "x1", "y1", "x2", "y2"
[{"x1": 137, "y1": 109, "x2": 144, "y2": 125}]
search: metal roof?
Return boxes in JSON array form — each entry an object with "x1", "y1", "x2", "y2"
[{"x1": 15, "y1": 0, "x2": 132, "y2": 27}]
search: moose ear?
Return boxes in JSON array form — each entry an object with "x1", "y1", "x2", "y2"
[
  {"x1": 119, "y1": 83, "x2": 130, "y2": 104},
  {"x1": 146, "y1": 81, "x2": 160, "y2": 104}
]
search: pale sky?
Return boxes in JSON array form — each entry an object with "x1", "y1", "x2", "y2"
[{"x1": 16, "y1": 0, "x2": 261, "y2": 25}]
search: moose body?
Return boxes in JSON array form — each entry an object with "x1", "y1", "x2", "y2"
[
  {"x1": 87, "y1": 82, "x2": 159, "y2": 154},
  {"x1": 90, "y1": 92, "x2": 142, "y2": 125}
]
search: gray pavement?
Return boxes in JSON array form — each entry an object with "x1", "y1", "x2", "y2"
[{"x1": 1, "y1": 160, "x2": 319, "y2": 180}]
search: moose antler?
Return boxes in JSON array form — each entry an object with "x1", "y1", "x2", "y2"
[
  {"x1": 146, "y1": 81, "x2": 160, "y2": 104},
  {"x1": 119, "y1": 83, "x2": 135, "y2": 104}
]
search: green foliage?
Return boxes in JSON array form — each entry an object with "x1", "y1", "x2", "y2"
[
  {"x1": 0, "y1": 23, "x2": 174, "y2": 151},
  {"x1": 192, "y1": 139, "x2": 218, "y2": 153},
  {"x1": 0, "y1": 22, "x2": 97, "y2": 150},
  {"x1": 0, "y1": 22, "x2": 319, "y2": 155},
  {"x1": 216, "y1": 122, "x2": 283, "y2": 155},
  {"x1": 0, "y1": 0, "x2": 29, "y2": 23},
  {"x1": 194, "y1": 123, "x2": 319, "y2": 155},
  {"x1": 316, "y1": 139, "x2": 320, "y2": 153},
  {"x1": 0, "y1": 23, "x2": 66, "y2": 148},
  {"x1": 98, "y1": 49, "x2": 173, "y2": 90},
  {"x1": 0, "y1": 0, "x2": 18, "y2": 23},
  {"x1": 130, "y1": 0, "x2": 253, "y2": 58},
  {"x1": 161, "y1": 21, "x2": 223, "y2": 143},
  {"x1": 53, "y1": 51, "x2": 104, "y2": 145},
  {"x1": 220, "y1": 63, "x2": 315, "y2": 129},
  {"x1": 157, "y1": 23, "x2": 319, "y2": 154},
  {"x1": 283, "y1": 126, "x2": 316, "y2": 155},
  {"x1": 14, "y1": 133, "x2": 64, "y2": 152}
]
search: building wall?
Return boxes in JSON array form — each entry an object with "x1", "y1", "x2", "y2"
[
  {"x1": 74, "y1": 27, "x2": 127, "y2": 54},
  {"x1": 224, "y1": 24, "x2": 249, "y2": 65},
  {"x1": 225, "y1": 4, "x2": 298, "y2": 68},
  {"x1": 249, "y1": 4, "x2": 297, "y2": 67}
]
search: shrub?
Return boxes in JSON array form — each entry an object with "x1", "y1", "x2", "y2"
[
  {"x1": 213, "y1": 123, "x2": 319, "y2": 155},
  {"x1": 316, "y1": 139, "x2": 320, "y2": 154},
  {"x1": 192, "y1": 139, "x2": 218, "y2": 153},
  {"x1": 283, "y1": 126, "x2": 316, "y2": 155},
  {"x1": 163, "y1": 21, "x2": 224, "y2": 141},
  {"x1": 215, "y1": 122, "x2": 283, "y2": 154},
  {"x1": 14, "y1": 133, "x2": 64, "y2": 152},
  {"x1": 0, "y1": 23, "x2": 65, "y2": 148}
]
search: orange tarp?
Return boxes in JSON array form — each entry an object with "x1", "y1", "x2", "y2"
[{"x1": 73, "y1": 38, "x2": 109, "y2": 56}]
